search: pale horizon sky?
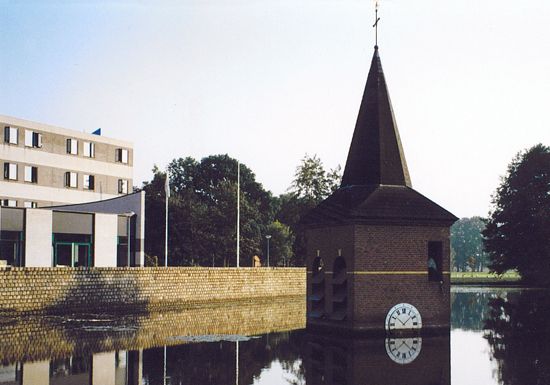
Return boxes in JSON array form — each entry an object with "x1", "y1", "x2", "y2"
[{"x1": 1, "y1": 0, "x2": 549, "y2": 219}]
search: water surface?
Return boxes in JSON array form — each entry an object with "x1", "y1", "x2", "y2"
[{"x1": 1, "y1": 287, "x2": 549, "y2": 385}]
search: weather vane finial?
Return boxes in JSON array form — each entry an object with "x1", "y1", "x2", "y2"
[{"x1": 373, "y1": 1, "x2": 380, "y2": 47}]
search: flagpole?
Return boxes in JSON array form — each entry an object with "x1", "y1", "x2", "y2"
[
  {"x1": 236, "y1": 161, "x2": 240, "y2": 268},
  {"x1": 165, "y1": 170, "x2": 170, "y2": 267}
]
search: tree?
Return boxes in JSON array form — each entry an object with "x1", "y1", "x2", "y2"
[
  {"x1": 451, "y1": 217, "x2": 490, "y2": 272},
  {"x1": 289, "y1": 154, "x2": 341, "y2": 203},
  {"x1": 483, "y1": 144, "x2": 550, "y2": 285},
  {"x1": 141, "y1": 155, "x2": 275, "y2": 267},
  {"x1": 275, "y1": 154, "x2": 342, "y2": 265},
  {"x1": 263, "y1": 221, "x2": 295, "y2": 266}
]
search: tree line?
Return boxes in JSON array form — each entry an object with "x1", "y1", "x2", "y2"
[
  {"x1": 139, "y1": 154, "x2": 340, "y2": 267},
  {"x1": 140, "y1": 143, "x2": 550, "y2": 287}
]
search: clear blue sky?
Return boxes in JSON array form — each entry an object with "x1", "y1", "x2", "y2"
[{"x1": 1, "y1": 0, "x2": 549, "y2": 218}]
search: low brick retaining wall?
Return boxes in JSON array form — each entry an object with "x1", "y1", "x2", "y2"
[{"x1": 0, "y1": 267, "x2": 306, "y2": 314}]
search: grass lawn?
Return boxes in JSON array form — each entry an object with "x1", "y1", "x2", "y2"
[{"x1": 451, "y1": 271, "x2": 522, "y2": 284}]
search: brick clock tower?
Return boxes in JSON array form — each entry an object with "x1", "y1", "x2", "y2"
[{"x1": 303, "y1": 45, "x2": 457, "y2": 334}]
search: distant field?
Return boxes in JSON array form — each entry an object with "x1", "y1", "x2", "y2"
[{"x1": 451, "y1": 271, "x2": 521, "y2": 284}]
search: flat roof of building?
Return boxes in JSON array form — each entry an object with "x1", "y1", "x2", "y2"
[{"x1": 0, "y1": 114, "x2": 133, "y2": 148}]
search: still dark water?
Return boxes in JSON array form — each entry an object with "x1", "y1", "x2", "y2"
[{"x1": 1, "y1": 287, "x2": 549, "y2": 385}]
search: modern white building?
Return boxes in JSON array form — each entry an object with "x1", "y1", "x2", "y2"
[
  {"x1": 1, "y1": 115, "x2": 133, "y2": 208},
  {"x1": 0, "y1": 192, "x2": 145, "y2": 267}
]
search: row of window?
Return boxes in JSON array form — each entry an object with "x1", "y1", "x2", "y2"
[
  {"x1": 1, "y1": 199, "x2": 37, "y2": 208},
  {"x1": 4, "y1": 126, "x2": 42, "y2": 148},
  {"x1": 66, "y1": 138, "x2": 96, "y2": 158},
  {"x1": 64, "y1": 172, "x2": 128, "y2": 193},
  {"x1": 3, "y1": 162, "x2": 129, "y2": 193},
  {"x1": 4, "y1": 163, "x2": 38, "y2": 183},
  {"x1": 4, "y1": 126, "x2": 130, "y2": 164}
]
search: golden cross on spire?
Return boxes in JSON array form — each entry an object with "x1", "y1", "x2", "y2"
[{"x1": 373, "y1": 1, "x2": 380, "y2": 47}]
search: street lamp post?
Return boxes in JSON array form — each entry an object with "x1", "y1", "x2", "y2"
[{"x1": 265, "y1": 235, "x2": 271, "y2": 267}]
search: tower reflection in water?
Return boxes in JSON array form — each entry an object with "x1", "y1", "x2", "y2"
[{"x1": 304, "y1": 334, "x2": 450, "y2": 385}]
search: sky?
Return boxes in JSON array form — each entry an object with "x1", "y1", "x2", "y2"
[{"x1": 1, "y1": 0, "x2": 549, "y2": 218}]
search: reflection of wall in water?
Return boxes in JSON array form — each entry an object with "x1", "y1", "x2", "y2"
[
  {"x1": 0, "y1": 298, "x2": 305, "y2": 364},
  {"x1": 304, "y1": 334, "x2": 450, "y2": 385},
  {"x1": 0, "y1": 351, "x2": 141, "y2": 385}
]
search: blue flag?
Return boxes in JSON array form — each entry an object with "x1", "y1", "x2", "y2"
[{"x1": 92, "y1": 128, "x2": 101, "y2": 135}]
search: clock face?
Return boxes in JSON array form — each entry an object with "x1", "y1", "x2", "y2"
[
  {"x1": 385, "y1": 337, "x2": 422, "y2": 364},
  {"x1": 385, "y1": 303, "x2": 422, "y2": 332}
]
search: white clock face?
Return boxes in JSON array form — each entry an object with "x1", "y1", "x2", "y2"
[
  {"x1": 385, "y1": 303, "x2": 422, "y2": 332},
  {"x1": 385, "y1": 337, "x2": 422, "y2": 364}
]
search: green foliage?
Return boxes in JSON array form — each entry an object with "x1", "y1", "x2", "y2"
[
  {"x1": 142, "y1": 153, "x2": 341, "y2": 267},
  {"x1": 142, "y1": 154, "x2": 277, "y2": 267},
  {"x1": 484, "y1": 290, "x2": 550, "y2": 385},
  {"x1": 264, "y1": 221, "x2": 295, "y2": 266},
  {"x1": 450, "y1": 217, "x2": 490, "y2": 271},
  {"x1": 275, "y1": 154, "x2": 341, "y2": 264},
  {"x1": 289, "y1": 154, "x2": 341, "y2": 203},
  {"x1": 483, "y1": 144, "x2": 550, "y2": 286}
]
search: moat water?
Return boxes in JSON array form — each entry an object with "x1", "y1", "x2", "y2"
[{"x1": 1, "y1": 287, "x2": 549, "y2": 385}]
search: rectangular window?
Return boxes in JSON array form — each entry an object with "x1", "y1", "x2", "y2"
[
  {"x1": 118, "y1": 179, "x2": 128, "y2": 194},
  {"x1": 64, "y1": 172, "x2": 78, "y2": 188},
  {"x1": 83, "y1": 141, "x2": 95, "y2": 157},
  {"x1": 3, "y1": 163, "x2": 17, "y2": 180},
  {"x1": 116, "y1": 148, "x2": 129, "y2": 164},
  {"x1": 66, "y1": 138, "x2": 78, "y2": 154},
  {"x1": 428, "y1": 241, "x2": 443, "y2": 282},
  {"x1": 1, "y1": 199, "x2": 17, "y2": 207},
  {"x1": 24, "y1": 201, "x2": 38, "y2": 208},
  {"x1": 4, "y1": 126, "x2": 18, "y2": 144},
  {"x1": 24, "y1": 166, "x2": 38, "y2": 183},
  {"x1": 25, "y1": 130, "x2": 42, "y2": 148},
  {"x1": 83, "y1": 174, "x2": 95, "y2": 190},
  {"x1": 24, "y1": 130, "x2": 32, "y2": 147}
]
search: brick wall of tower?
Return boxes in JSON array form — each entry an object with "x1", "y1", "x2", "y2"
[
  {"x1": 352, "y1": 224, "x2": 451, "y2": 330},
  {"x1": 305, "y1": 223, "x2": 451, "y2": 331}
]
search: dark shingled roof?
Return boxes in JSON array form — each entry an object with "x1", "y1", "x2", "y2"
[
  {"x1": 302, "y1": 184, "x2": 457, "y2": 226},
  {"x1": 303, "y1": 47, "x2": 457, "y2": 227},
  {"x1": 341, "y1": 46, "x2": 411, "y2": 188}
]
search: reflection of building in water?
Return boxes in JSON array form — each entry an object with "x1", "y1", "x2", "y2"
[
  {"x1": 0, "y1": 351, "x2": 141, "y2": 385},
  {"x1": 304, "y1": 334, "x2": 450, "y2": 385}
]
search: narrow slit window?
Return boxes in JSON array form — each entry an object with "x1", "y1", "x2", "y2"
[
  {"x1": 118, "y1": 179, "x2": 128, "y2": 194},
  {"x1": 428, "y1": 241, "x2": 443, "y2": 282}
]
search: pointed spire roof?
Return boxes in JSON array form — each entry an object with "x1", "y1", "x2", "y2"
[
  {"x1": 341, "y1": 46, "x2": 412, "y2": 188},
  {"x1": 300, "y1": 46, "x2": 458, "y2": 227}
]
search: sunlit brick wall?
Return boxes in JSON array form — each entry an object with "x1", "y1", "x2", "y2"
[{"x1": 0, "y1": 267, "x2": 306, "y2": 314}]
